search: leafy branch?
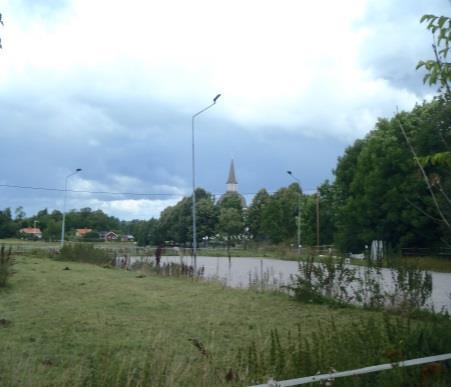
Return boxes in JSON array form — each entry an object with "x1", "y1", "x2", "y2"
[{"x1": 416, "y1": 14, "x2": 451, "y2": 95}]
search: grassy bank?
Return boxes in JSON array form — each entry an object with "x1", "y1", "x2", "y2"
[{"x1": 1, "y1": 255, "x2": 451, "y2": 386}]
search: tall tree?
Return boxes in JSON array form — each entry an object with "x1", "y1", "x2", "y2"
[
  {"x1": 158, "y1": 188, "x2": 217, "y2": 245},
  {"x1": 246, "y1": 189, "x2": 271, "y2": 241},
  {"x1": 260, "y1": 183, "x2": 301, "y2": 244},
  {"x1": 0, "y1": 208, "x2": 17, "y2": 238},
  {"x1": 333, "y1": 101, "x2": 451, "y2": 251},
  {"x1": 217, "y1": 207, "x2": 244, "y2": 257}
]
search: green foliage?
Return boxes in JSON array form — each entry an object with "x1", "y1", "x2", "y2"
[
  {"x1": 289, "y1": 257, "x2": 435, "y2": 313},
  {"x1": 58, "y1": 243, "x2": 113, "y2": 265},
  {"x1": 134, "y1": 260, "x2": 205, "y2": 278},
  {"x1": 65, "y1": 207, "x2": 120, "y2": 232},
  {"x1": 218, "y1": 208, "x2": 243, "y2": 236},
  {"x1": 81, "y1": 230, "x2": 100, "y2": 241},
  {"x1": 246, "y1": 189, "x2": 271, "y2": 241},
  {"x1": 419, "y1": 151, "x2": 451, "y2": 167},
  {"x1": 127, "y1": 218, "x2": 160, "y2": 246},
  {"x1": 333, "y1": 99, "x2": 451, "y2": 251},
  {"x1": 259, "y1": 183, "x2": 301, "y2": 244},
  {"x1": 417, "y1": 14, "x2": 451, "y2": 94},
  {"x1": 0, "y1": 208, "x2": 18, "y2": 239},
  {"x1": 158, "y1": 188, "x2": 217, "y2": 245}
]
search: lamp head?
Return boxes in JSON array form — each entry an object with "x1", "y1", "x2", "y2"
[{"x1": 213, "y1": 94, "x2": 221, "y2": 103}]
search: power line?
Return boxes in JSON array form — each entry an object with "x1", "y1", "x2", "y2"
[
  {"x1": 0, "y1": 183, "x2": 319, "y2": 198},
  {"x1": 0, "y1": 184, "x2": 180, "y2": 197}
]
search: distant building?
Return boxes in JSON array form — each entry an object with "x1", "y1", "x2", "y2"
[
  {"x1": 99, "y1": 231, "x2": 119, "y2": 241},
  {"x1": 20, "y1": 227, "x2": 42, "y2": 239},
  {"x1": 121, "y1": 234, "x2": 135, "y2": 242},
  {"x1": 218, "y1": 160, "x2": 247, "y2": 208},
  {"x1": 75, "y1": 228, "x2": 93, "y2": 237}
]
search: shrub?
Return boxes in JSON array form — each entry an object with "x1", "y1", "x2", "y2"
[
  {"x1": 58, "y1": 243, "x2": 114, "y2": 265},
  {"x1": 134, "y1": 260, "x2": 205, "y2": 279},
  {"x1": 288, "y1": 257, "x2": 435, "y2": 313}
]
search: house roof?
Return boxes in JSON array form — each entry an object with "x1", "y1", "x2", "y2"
[
  {"x1": 76, "y1": 228, "x2": 92, "y2": 235},
  {"x1": 20, "y1": 227, "x2": 42, "y2": 234}
]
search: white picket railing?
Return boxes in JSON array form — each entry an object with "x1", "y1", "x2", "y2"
[{"x1": 249, "y1": 353, "x2": 451, "y2": 387}]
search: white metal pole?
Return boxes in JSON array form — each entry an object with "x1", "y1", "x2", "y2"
[
  {"x1": 249, "y1": 353, "x2": 451, "y2": 387},
  {"x1": 191, "y1": 95, "x2": 221, "y2": 267},
  {"x1": 60, "y1": 169, "x2": 81, "y2": 247}
]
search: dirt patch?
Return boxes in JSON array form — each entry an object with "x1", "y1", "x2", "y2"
[{"x1": 0, "y1": 318, "x2": 11, "y2": 327}]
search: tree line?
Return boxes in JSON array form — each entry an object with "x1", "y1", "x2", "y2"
[{"x1": 0, "y1": 207, "x2": 123, "y2": 241}]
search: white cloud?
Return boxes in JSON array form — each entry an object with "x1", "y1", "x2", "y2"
[
  {"x1": 88, "y1": 198, "x2": 180, "y2": 220},
  {"x1": 61, "y1": 175, "x2": 187, "y2": 219}
]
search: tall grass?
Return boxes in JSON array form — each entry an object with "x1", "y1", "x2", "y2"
[
  {"x1": 133, "y1": 260, "x2": 205, "y2": 279},
  {"x1": 1, "y1": 314, "x2": 449, "y2": 386},
  {"x1": 0, "y1": 245, "x2": 13, "y2": 287},
  {"x1": 236, "y1": 314, "x2": 451, "y2": 386},
  {"x1": 288, "y1": 256, "x2": 435, "y2": 313}
]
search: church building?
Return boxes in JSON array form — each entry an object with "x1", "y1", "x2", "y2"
[{"x1": 218, "y1": 160, "x2": 247, "y2": 208}]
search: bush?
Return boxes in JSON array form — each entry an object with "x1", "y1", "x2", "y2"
[
  {"x1": 58, "y1": 243, "x2": 114, "y2": 265},
  {"x1": 288, "y1": 257, "x2": 435, "y2": 313}
]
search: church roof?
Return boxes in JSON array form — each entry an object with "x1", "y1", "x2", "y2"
[{"x1": 226, "y1": 160, "x2": 238, "y2": 184}]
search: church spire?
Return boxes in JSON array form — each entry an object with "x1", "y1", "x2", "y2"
[
  {"x1": 219, "y1": 159, "x2": 247, "y2": 207},
  {"x1": 226, "y1": 159, "x2": 238, "y2": 185}
]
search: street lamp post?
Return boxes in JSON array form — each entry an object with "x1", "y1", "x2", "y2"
[
  {"x1": 287, "y1": 170, "x2": 302, "y2": 256},
  {"x1": 192, "y1": 94, "x2": 221, "y2": 265},
  {"x1": 60, "y1": 168, "x2": 82, "y2": 247}
]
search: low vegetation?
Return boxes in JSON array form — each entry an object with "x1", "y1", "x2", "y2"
[
  {"x1": 58, "y1": 243, "x2": 114, "y2": 265},
  {"x1": 0, "y1": 253, "x2": 450, "y2": 386},
  {"x1": 288, "y1": 256, "x2": 435, "y2": 313}
]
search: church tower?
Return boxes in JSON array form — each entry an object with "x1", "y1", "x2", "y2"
[
  {"x1": 219, "y1": 160, "x2": 247, "y2": 207},
  {"x1": 226, "y1": 159, "x2": 238, "y2": 193}
]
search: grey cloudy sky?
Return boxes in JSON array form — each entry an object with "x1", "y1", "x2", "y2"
[{"x1": 0, "y1": 0, "x2": 449, "y2": 220}]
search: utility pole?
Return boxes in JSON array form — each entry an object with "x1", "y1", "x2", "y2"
[
  {"x1": 286, "y1": 170, "x2": 302, "y2": 256},
  {"x1": 316, "y1": 189, "x2": 320, "y2": 253}
]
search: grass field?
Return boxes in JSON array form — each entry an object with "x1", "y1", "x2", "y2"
[
  {"x1": 1, "y1": 253, "x2": 451, "y2": 386},
  {"x1": 0, "y1": 255, "x2": 357, "y2": 386}
]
